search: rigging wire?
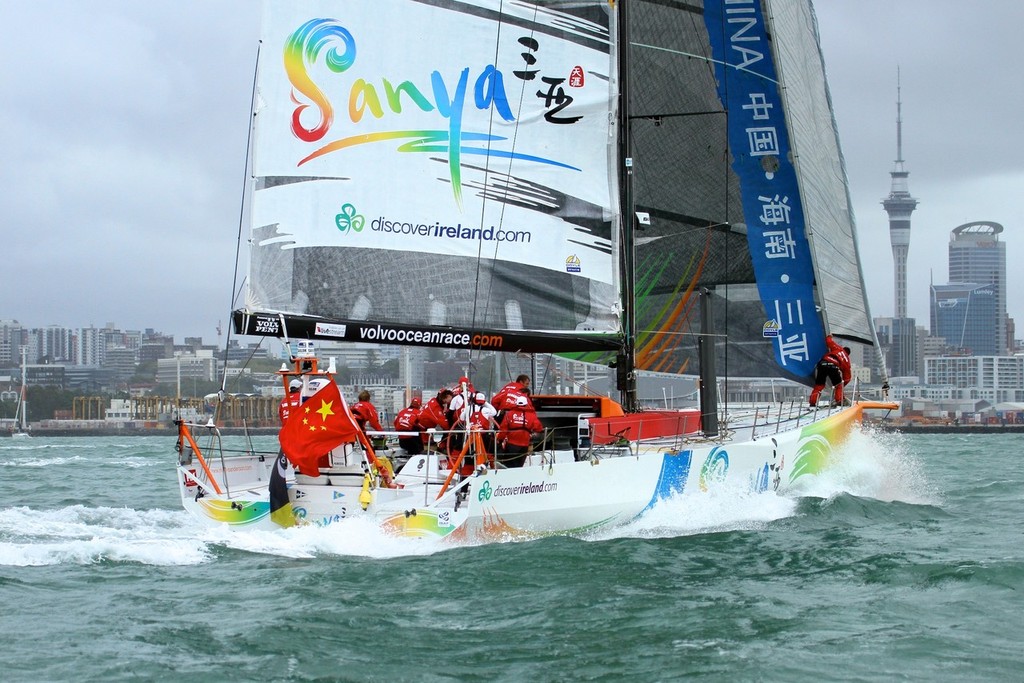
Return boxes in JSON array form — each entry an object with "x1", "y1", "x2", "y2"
[
  {"x1": 221, "y1": 40, "x2": 263, "y2": 397},
  {"x1": 468, "y1": 0, "x2": 539, "y2": 391}
]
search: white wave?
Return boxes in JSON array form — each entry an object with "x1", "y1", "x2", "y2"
[
  {"x1": 0, "y1": 537, "x2": 211, "y2": 567},
  {"x1": 0, "y1": 442, "x2": 95, "y2": 450},
  {"x1": 787, "y1": 427, "x2": 938, "y2": 505},
  {"x1": 104, "y1": 457, "x2": 158, "y2": 469},
  {"x1": 591, "y1": 427, "x2": 935, "y2": 542},
  {"x1": 0, "y1": 505, "x2": 212, "y2": 567},
  {"x1": 213, "y1": 517, "x2": 447, "y2": 560},
  {"x1": 0, "y1": 501, "x2": 446, "y2": 566},
  {"x1": 0, "y1": 455, "x2": 86, "y2": 468},
  {"x1": 594, "y1": 483, "x2": 799, "y2": 542}
]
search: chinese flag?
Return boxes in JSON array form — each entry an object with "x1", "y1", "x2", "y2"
[{"x1": 279, "y1": 380, "x2": 360, "y2": 476}]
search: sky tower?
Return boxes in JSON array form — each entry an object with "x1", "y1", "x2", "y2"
[{"x1": 882, "y1": 74, "x2": 918, "y2": 318}]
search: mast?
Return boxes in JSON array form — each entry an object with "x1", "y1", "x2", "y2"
[
  {"x1": 19, "y1": 347, "x2": 27, "y2": 432},
  {"x1": 616, "y1": 0, "x2": 640, "y2": 412},
  {"x1": 698, "y1": 288, "x2": 719, "y2": 437}
]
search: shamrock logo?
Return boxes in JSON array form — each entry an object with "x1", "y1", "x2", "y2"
[
  {"x1": 477, "y1": 480, "x2": 492, "y2": 502},
  {"x1": 335, "y1": 203, "x2": 366, "y2": 234}
]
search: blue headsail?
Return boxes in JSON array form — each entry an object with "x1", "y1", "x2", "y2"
[{"x1": 704, "y1": 0, "x2": 826, "y2": 378}]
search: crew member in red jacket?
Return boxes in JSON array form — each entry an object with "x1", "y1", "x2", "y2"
[
  {"x1": 496, "y1": 395, "x2": 544, "y2": 468},
  {"x1": 491, "y1": 374, "x2": 531, "y2": 414},
  {"x1": 417, "y1": 389, "x2": 453, "y2": 453},
  {"x1": 278, "y1": 379, "x2": 302, "y2": 424},
  {"x1": 351, "y1": 389, "x2": 384, "y2": 439},
  {"x1": 393, "y1": 397, "x2": 423, "y2": 455},
  {"x1": 809, "y1": 335, "x2": 852, "y2": 406}
]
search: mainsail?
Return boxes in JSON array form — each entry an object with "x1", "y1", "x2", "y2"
[
  {"x1": 239, "y1": 1, "x2": 623, "y2": 354},
  {"x1": 235, "y1": 0, "x2": 878, "y2": 390}
]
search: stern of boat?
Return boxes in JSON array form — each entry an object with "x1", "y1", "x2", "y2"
[{"x1": 174, "y1": 419, "x2": 277, "y2": 529}]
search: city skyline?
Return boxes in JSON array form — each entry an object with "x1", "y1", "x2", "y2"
[{"x1": 2, "y1": 1, "x2": 1022, "y2": 339}]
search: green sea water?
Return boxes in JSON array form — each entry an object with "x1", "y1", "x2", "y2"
[{"x1": 1, "y1": 431, "x2": 1021, "y2": 682}]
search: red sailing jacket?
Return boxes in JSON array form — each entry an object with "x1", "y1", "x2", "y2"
[
  {"x1": 394, "y1": 406, "x2": 421, "y2": 432},
  {"x1": 278, "y1": 392, "x2": 301, "y2": 424},
  {"x1": 491, "y1": 381, "x2": 528, "y2": 411},
  {"x1": 351, "y1": 400, "x2": 384, "y2": 433},
  {"x1": 823, "y1": 335, "x2": 852, "y2": 384},
  {"x1": 496, "y1": 407, "x2": 544, "y2": 448},
  {"x1": 418, "y1": 397, "x2": 451, "y2": 432}
]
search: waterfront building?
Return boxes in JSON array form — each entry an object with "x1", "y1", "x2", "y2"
[
  {"x1": 156, "y1": 351, "x2": 219, "y2": 386},
  {"x1": 923, "y1": 355, "x2": 1024, "y2": 403}
]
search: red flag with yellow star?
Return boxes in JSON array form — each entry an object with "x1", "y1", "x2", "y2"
[{"x1": 279, "y1": 379, "x2": 361, "y2": 476}]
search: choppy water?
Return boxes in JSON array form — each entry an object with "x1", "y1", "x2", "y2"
[{"x1": 1, "y1": 431, "x2": 1021, "y2": 681}]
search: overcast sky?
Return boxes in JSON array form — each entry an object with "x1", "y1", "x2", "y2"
[{"x1": 2, "y1": 1, "x2": 1022, "y2": 344}]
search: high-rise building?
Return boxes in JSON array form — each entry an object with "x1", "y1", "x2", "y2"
[
  {"x1": 947, "y1": 221, "x2": 1007, "y2": 355},
  {"x1": 39, "y1": 325, "x2": 76, "y2": 363},
  {"x1": 874, "y1": 316, "x2": 919, "y2": 380},
  {"x1": 930, "y1": 282, "x2": 998, "y2": 356},
  {"x1": 0, "y1": 320, "x2": 25, "y2": 367},
  {"x1": 77, "y1": 326, "x2": 106, "y2": 366}
]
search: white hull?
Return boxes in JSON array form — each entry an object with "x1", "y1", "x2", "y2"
[{"x1": 176, "y1": 402, "x2": 893, "y2": 542}]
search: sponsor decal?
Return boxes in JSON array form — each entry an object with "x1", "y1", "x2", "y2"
[
  {"x1": 479, "y1": 480, "x2": 558, "y2": 500},
  {"x1": 335, "y1": 203, "x2": 365, "y2": 234},
  {"x1": 370, "y1": 215, "x2": 532, "y2": 244},
  {"x1": 565, "y1": 254, "x2": 581, "y2": 273},
  {"x1": 762, "y1": 319, "x2": 780, "y2": 338},
  {"x1": 704, "y1": 1, "x2": 825, "y2": 375},
  {"x1": 253, "y1": 317, "x2": 281, "y2": 335},
  {"x1": 281, "y1": 19, "x2": 585, "y2": 208},
  {"x1": 357, "y1": 324, "x2": 504, "y2": 349},
  {"x1": 315, "y1": 322, "x2": 348, "y2": 338}
]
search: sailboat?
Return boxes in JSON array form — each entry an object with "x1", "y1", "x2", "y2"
[
  {"x1": 175, "y1": 0, "x2": 896, "y2": 535},
  {"x1": 11, "y1": 349, "x2": 29, "y2": 438}
]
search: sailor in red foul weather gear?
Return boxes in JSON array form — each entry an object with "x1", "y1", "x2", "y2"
[
  {"x1": 491, "y1": 375, "x2": 531, "y2": 414},
  {"x1": 394, "y1": 397, "x2": 423, "y2": 455},
  {"x1": 809, "y1": 336, "x2": 852, "y2": 406},
  {"x1": 417, "y1": 389, "x2": 453, "y2": 452},
  {"x1": 278, "y1": 379, "x2": 302, "y2": 424},
  {"x1": 496, "y1": 395, "x2": 544, "y2": 468},
  {"x1": 351, "y1": 390, "x2": 384, "y2": 435}
]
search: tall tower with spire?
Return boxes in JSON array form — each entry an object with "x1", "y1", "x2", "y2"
[
  {"x1": 882, "y1": 73, "x2": 918, "y2": 318},
  {"x1": 880, "y1": 73, "x2": 919, "y2": 378}
]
